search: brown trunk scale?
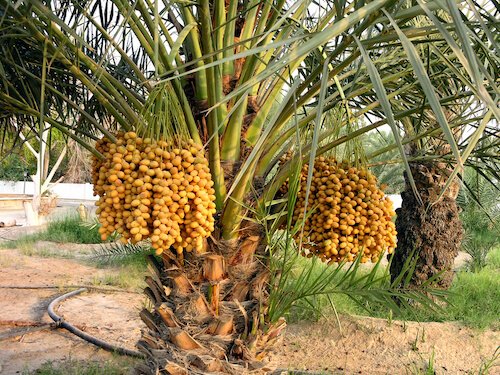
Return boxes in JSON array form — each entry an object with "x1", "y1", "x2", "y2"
[
  {"x1": 137, "y1": 223, "x2": 285, "y2": 374},
  {"x1": 390, "y1": 162, "x2": 463, "y2": 289}
]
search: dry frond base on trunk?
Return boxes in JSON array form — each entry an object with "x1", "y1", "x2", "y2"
[
  {"x1": 390, "y1": 162, "x2": 463, "y2": 289},
  {"x1": 137, "y1": 225, "x2": 285, "y2": 374}
]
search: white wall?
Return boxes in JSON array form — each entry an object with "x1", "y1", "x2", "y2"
[
  {"x1": 0, "y1": 181, "x2": 97, "y2": 201},
  {"x1": 388, "y1": 194, "x2": 402, "y2": 210}
]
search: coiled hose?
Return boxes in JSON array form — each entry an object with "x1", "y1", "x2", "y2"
[{"x1": 47, "y1": 287, "x2": 144, "y2": 358}]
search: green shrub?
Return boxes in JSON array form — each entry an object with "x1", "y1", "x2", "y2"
[
  {"x1": 9, "y1": 216, "x2": 102, "y2": 247},
  {"x1": 43, "y1": 216, "x2": 102, "y2": 244},
  {"x1": 0, "y1": 153, "x2": 33, "y2": 181},
  {"x1": 458, "y1": 168, "x2": 500, "y2": 272}
]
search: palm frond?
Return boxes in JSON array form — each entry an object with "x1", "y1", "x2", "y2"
[
  {"x1": 0, "y1": 0, "x2": 498, "y2": 256},
  {"x1": 91, "y1": 241, "x2": 151, "y2": 264}
]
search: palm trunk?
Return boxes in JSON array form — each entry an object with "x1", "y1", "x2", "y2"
[
  {"x1": 137, "y1": 222, "x2": 285, "y2": 374},
  {"x1": 390, "y1": 161, "x2": 463, "y2": 289}
]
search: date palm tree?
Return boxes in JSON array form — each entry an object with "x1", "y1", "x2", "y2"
[
  {"x1": 0, "y1": 0, "x2": 498, "y2": 373},
  {"x1": 355, "y1": 2, "x2": 499, "y2": 288}
]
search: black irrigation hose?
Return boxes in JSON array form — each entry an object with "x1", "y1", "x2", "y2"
[
  {"x1": 45, "y1": 289, "x2": 331, "y2": 374},
  {"x1": 47, "y1": 287, "x2": 145, "y2": 359}
]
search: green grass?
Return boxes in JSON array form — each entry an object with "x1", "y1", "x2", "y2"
[
  {"x1": 18, "y1": 246, "x2": 63, "y2": 258},
  {"x1": 1, "y1": 214, "x2": 150, "y2": 291},
  {"x1": 284, "y1": 256, "x2": 382, "y2": 323},
  {"x1": 476, "y1": 347, "x2": 500, "y2": 375},
  {"x1": 384, "y1": 248, "x2": 500, "y2": 329},
  {"x1": 485, "y1": 247, "x2": 500, "y2": 268},
  {"x1": 442, "y1": 264, "x2": 500, "y2": 329},
  {"x1": 6, "y1": 215, "x2": 102, "y2": 249},
  {"x1": 270, "y1": 241, "x2": 415, "y2": 324},
  {"x1": 406, "y1": 350, "x2": 436, "y2": 375},
  {"x1": 25, "y1": 358, "x2": 138, "y2": 375},
  {"x1": 2, "y1": 216, "x2": 152, "y2": 290},
  {"x1": 406, "y1": 347, "x2": 500, "y2": 375},
  {"x1": 290, "y1": 248, "x2": 500, "y2": 330},
  {"x1": 90, "y1": 251, "x2": 150, "y2": 290}
]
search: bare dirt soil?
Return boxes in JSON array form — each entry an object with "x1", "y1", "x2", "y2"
[
  {"x1": 0, "y1": 227, "x2": 498, "y2": 375},
  {"x1": 269, "y1": 317, "x2": 499, "y2": 374},
  {"x1": 0, "y1": 240, "x2": 146, "y2": 374}
]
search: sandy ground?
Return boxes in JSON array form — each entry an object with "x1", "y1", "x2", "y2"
[
  {"x1": 0, "y1": 237, "x2": 146, "y2": 374},
  {"x1": 0, "y1": 226, "x2": 498, "y2": 375},
  {"x1": 269, "y1": 318, "x2": 499, "y2": 374}
]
